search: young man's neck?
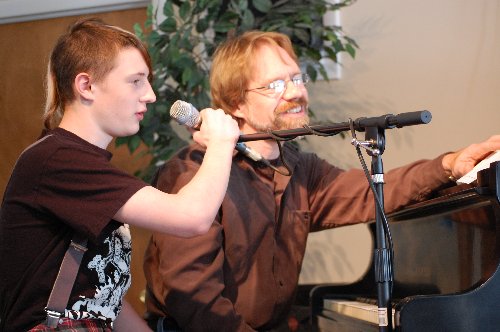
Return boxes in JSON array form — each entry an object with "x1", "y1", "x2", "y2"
[{"x1": 59, "y1": 106, "x2": 112, "y2": 149}]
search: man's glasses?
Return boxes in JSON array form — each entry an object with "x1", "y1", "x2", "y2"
[{"x1": 246, "y1": 73, "x2": 310, "y2": 96}]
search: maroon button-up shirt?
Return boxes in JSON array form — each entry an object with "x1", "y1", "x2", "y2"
[{"x1": 143, "y1": 143, "x2": 450, "y2": 331}]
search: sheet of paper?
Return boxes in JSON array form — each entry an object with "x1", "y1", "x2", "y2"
[{"x1": 457, "y1": 150, "x2": 500, "y2": 184}]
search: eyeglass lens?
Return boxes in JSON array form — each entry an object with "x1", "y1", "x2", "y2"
[{"x1": 273, "y1": 73, "x2": 309, "y2": 93}]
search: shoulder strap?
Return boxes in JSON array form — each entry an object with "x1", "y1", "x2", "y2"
[{"x1": 44, "y1": 233, "x2": 88, "y2": 327}]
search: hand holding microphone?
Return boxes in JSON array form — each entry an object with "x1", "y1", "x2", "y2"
[
  {"x1": 170, "y1": 100, "x2": 265, "y2": 162},
  {"x1": 170, "y1": 100, "x2": 240, "y2": 150}
]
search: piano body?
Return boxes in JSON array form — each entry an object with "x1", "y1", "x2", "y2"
[{"x1": 310, "y1": 161, "x2": 500, "y2": 331}]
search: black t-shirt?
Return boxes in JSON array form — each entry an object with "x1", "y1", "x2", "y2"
[{"x1": 0, "y1": 128, "x2": 147, "y2": 331}]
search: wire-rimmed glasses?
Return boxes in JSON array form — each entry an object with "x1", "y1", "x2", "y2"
[{"x1": 245, "y1": 73, "x2": 310, "y2": 96}]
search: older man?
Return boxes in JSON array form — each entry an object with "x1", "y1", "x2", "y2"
[{"x1": 143, "y1": 30, "x2": 500, "y2": 331}]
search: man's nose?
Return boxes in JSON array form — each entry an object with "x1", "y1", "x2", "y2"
[{"x1": 281, "y1": 80, "x2": 304, "y2": 99}]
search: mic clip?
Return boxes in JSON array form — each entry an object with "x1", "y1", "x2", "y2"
[
  {"x1": 235, "y1": 142, "x2": 264, "y2": 162},
  {"x1": 349, "y1": 119, "x2": 381, "y2": 156}
]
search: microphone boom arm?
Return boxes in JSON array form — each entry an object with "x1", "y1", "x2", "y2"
[{"x1": 238, "y1": 110, "x2": 431, "y2": 142}]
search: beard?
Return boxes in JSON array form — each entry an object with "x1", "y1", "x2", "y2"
[{"x1": 246, "y1": 100, "x2": 310, "y2": 132}]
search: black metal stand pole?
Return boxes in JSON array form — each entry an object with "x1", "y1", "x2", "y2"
[{"x1": 365, "y1": 126, "x2": 393, "y2": 332}]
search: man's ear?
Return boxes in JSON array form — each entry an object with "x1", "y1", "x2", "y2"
[
  {"x1": 74, "y1": 73, "x2": 93, "y2": 101},
  {"x1": 233, "y1": 104, "x2": 246, "y2": 121}
]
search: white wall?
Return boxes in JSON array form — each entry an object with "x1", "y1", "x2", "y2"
[{"x1": 299, "y1": 0, "x2": 500, "y2": 284}]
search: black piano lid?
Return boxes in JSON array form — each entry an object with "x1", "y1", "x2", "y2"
[{"x1": 389, "y1": 160, "x2": 500, "y2": 222}]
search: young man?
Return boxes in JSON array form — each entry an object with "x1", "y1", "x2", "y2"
[
  {"x1": 0, "y1": 18, "x2": 239, "y2": 331},
  {"x1": 143, "y1": 31, "x2": 500, "y2": 331}
]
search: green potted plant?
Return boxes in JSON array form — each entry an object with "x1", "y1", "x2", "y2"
[{"x1": 118, "y1": 0, "x2": 358, "y2": 180}]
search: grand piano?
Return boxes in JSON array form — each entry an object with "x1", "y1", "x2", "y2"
[{"x1": 309, "y1": 160, "x2": 500, "y2": 331}]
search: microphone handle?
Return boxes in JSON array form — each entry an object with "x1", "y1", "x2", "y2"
[{"x1": 238, "y1": 110, "x2": 431, "y2": 142}]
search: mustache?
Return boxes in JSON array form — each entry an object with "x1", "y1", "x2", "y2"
[{"x1": 274, "y1": 100, "x2": 307, "y2": 114}]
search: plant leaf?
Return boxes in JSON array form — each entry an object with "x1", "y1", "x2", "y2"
[
  {"x1": 179, "y1": 1, "x2": 192, "y2": 21},
  {"x1": 241, "y1": 9, "x2": 255, "y2": 31},
  {"x1": 127, "y1": 134, "x2": 141, "y2": 153},
  {"x1": 163, "y1": 1, "x2": 174, "y2": 17},
  {"x1": 159, "y1": 17, "x2": 177, "y2": 33},
  {"x1": 345, "y1": 43, "x2": 356, "y2": 59},
  {"x1": 253, "y1": 0, "x2": 272, "y2": 13},
  {"x1": 306, "y1": 64, "x2": 318, "y2": 82}
]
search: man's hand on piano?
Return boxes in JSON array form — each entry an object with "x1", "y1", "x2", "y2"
[{"x1": 442, "y1": 135, "x2": 500, "y2": 180}]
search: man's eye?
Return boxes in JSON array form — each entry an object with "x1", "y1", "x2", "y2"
[{"x1": 269, "y1": 80, "x2": 285, "y2": 92}]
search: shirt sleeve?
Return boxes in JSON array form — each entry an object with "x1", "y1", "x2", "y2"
[
  {"x1": 307, "y1": 153, "x2": 451, "y2": 229},
  {"x1": 35, "y1": 145, "x2": 147, "y2": 240},
  {"x1": 144, "y1": 157, "x2": 256, "y2": 332}
]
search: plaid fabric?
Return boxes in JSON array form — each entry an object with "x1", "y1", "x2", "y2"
[{"x1": 28, "y1": 318, "x2": 112, "y2": 332}]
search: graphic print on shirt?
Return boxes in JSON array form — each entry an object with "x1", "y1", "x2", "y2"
[{"x1": 67, "y1": 225, "x2": 132, "y2": 322}]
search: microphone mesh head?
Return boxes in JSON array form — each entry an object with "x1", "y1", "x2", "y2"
[{"x1": 170, "y1": 100, "x2": 200, "y2": 128}]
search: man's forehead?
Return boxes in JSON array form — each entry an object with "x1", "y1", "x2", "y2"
[
  {"x1": 249, "y1": 44, "x2": 300, "y2": 80},
  {"x1": 113, "y1": 48, "x2": 149, "y2": 74}
]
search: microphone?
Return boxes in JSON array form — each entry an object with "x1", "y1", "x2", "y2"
[
  {"x1": 170, "y1": 100, "x2": 264, "y2": 162},
  {"x1": 170, "y1": 100, "x2": 202, "y2": 129}
]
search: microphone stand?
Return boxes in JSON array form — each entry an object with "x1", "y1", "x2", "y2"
[
  {"x1": 237, "y1": 110, "x2": 431, "y2": 332},
  {"x1": 355, "y1": 125, "x2": 393, "y2": 332}
]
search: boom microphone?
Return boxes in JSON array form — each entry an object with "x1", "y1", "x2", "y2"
[{"x1": 237, "y1": 110, "x2": 432, "y2": 142}]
